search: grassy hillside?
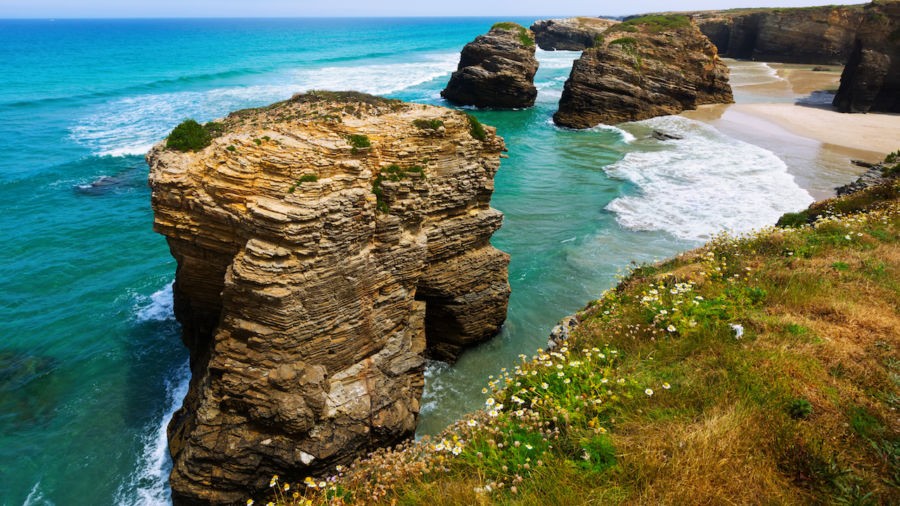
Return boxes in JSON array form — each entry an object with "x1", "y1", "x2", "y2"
[{"x1": 262, "y1": 175, "x2": 899, "y2": 505}]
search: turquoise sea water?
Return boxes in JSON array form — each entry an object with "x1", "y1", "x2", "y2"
[{"x1": 0, "y1": 18, "x2": 816, "y2": 505}]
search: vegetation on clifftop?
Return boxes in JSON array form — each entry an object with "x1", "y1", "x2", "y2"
[
  {"x1": 613, "y1": 14, "x2": 692, "y2": 33},
  {"x1": 165, "y1": 119, "x2": 224, "y2": 152},
  {"x1": 491, "y1": 22, "x2": 535, "y2": 47},
  {"x1": 260, "y1": 173, "x2": 900, "y2": 504}
]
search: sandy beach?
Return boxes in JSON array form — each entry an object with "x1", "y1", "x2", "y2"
[{"x1": 683, "y1": 61, "x2": 900, "y2": 200}]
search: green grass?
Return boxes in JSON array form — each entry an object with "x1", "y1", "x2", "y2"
[
  {"x1": 615, "y1": 14, "x2": 692, "y2": 34},
  {"x1": 347, "y1": 134, "x2": 371, "y2": 150},
  {"x1": 491, "y1": 22, "x2": 535, "y2": 47},
  {"x1": 466, "y1": 114, "x2": 486, "y2": 141},
  {"x1": 264, "y1": 179, "x2": 900, "y2": 505},
  {"x1": 287, "y1": 173, "x2": 319, "y2": 194},
  {"x1": 413, "y1": 119, "x2": 444, "y2": 130}
]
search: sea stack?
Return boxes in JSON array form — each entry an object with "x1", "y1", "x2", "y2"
[
  {"x1": 441, "y1": 22, "x2": 539, "y2": 108},
  {"x1": 833, "y1": 1, "x2": 900, "y2": 113},
  {"x1": 148, "y1": 91, "x2": 510, "y2": 504},
  {"x1": 530, "y1": 17, "x2": 620, "y2": 51},
  {"x1": 553, "y1": 15, "x2": 733, "y2": 128}
]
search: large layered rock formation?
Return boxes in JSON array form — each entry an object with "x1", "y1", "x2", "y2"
[
  {"x1": 529, "y1": 17, "x2": 620, "y2": 51},
  {"x1": 148, "y1": 91, "x2": 510, "y2": 504},
  {"x1": 833, "y1": 1, "x2": 900, "y2": 113},
  {"x1": 678, "y1": 5, "x2": 866, "y2": 65},
  {"x1": 441, "y1": 23, "x2": 539, "y2": 108},
  {"x1": 553, "y1": 16, "x2": 733, "y2": 128}
]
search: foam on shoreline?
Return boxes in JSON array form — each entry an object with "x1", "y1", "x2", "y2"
[{"x1": 605, "y1": 116, "x2": 814, "y2": 242}]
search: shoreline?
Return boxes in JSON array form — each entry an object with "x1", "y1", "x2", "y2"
[{"x1": 682, "y1": 61, "x2": 899, "y2": 200}]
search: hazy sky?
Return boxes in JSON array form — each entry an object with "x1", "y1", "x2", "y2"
[{"x1": 0, "y1": 0, "x2": 869, "y2": 18}]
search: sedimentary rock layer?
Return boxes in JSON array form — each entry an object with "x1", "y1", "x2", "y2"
[
  {"x1": 148, "y1": 91, "x2": 510, "y2": 504},
  {"x1": 678, "y1": 5, "x2": 866, "y2": 65},
  {"x1": 441, "y1": 23, "x2": 539, "y2": 108},
  {"x1": 529, "y1": 17, "x2": 619, "y2": 51},
  {"x1": 833, "y1": 1, "x2": 900, "y2": 113},
  {"x1": 553, "y1": 17, "x2": 733, "y2": 128}
]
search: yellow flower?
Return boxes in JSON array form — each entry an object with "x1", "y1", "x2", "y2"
[
  {"x1": 662, "y1": 382, "x2": 671, "y2": 389},
  {"x1": 246, "y1": 500, "x2": 254, "y2": 506},
  {"x1": 283, "y1": 483, "x2": 290, "y2": 491}
]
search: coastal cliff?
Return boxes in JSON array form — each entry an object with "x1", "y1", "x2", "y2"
[
  {"x1": 529, "y1": 17, "x2": 619, "y2": 51},
  {"x1": 681, "y1": 4, "x2": 866, "y2": 65},
  {"x1": 554, "y1": 16, "x2": 733, "y2": 128},
  {"x1": 441, "y1": 23, "x2": 539, "y2": 109},
  {"x1": 148, "y1": 92, "x2": 510, "y2": 504},
  {"x1": 833, "y1": 0, "x2": 900, "y2": 113}
]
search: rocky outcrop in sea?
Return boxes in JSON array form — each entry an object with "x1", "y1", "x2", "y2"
[
  {"x1": 148, "y1": 91, "x2": 510, "y2": 504},
  {"x1": 553, "y1": 16, "x2": 733, "y2": 128},
  {"x1": 441, "y1": 23, "x2": 539, "y2": 109},
  {"x1": 833, "y1": 1, "x2": 900, "y2": 113},
  {"x1": 529, "y1": 17, "x2": 619, "y2": 51}
]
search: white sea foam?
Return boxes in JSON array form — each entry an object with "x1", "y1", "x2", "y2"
[
  {"x1": 590, "y1": 124, "x2": 636, "y2": 143},
  {"x1": 135, "y1": 283, "x2": 175, "y2": 323},
  {"x1": 419, "y1": 360, "x2": 454, "y2": 417},
  {"x1": 291, "y1": 52, "x2": 458, "y2": 96},
  {"x1": 727, "y1": 60, "x2": 785, "y2": 87},
  {"x1": 23, "y1": 481, "x2": 54, "y2": 506},
  {"x1": 69, "y1": 53, "x2": 459, "y2": 157},
  {"x1": 535, "y1": 49, "x2": 581, "y2": 69},
  {"x1": 605, "y1": 116, "x2": 814, "y2": 242},
  {"x1": 115, "y1": 362, "x2": 190, "y2": 506}
]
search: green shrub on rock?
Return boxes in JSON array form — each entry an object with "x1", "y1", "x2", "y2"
[
  {"x1": 166, "y1": 119, "x2": 211, "y2": 152},
  {"x1": 466, "y1": 114, "x2": 487, "y2": 141}
]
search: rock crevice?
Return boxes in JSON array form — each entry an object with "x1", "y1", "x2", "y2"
[{"x1": 149, "y1": 92, "x2": 510, "y2": 504}]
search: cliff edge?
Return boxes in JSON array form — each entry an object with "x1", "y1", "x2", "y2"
[
  {"x1": 683, "y1": 4, "x2": 866, "y2": 65},
  {"x1": 148, "y1": 92, "x2": 510, "y2": 504}
]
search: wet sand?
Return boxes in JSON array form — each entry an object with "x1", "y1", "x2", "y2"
[{"x1": 683, "y1": 61, "x2": 899, "y2": 199}]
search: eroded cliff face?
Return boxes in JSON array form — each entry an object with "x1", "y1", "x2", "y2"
[
  {"x1": 553, "y1": 18, "x2": 733, "y2": 128},
  {"x1": 441, "y1": 23, "x2": 538, "y2": 109},
  {"x1": 529, "y1": 17, "x2": 620, "y2": 51},
  {"x1": 834, "y1": 1, "x2": 900, "y2": 113},
  {"x1": 148, "y1": 92, "x2": 510, "y2": 504},
  {"x1": 683, "y1": 5, "x2": 866, "y2": 64}
]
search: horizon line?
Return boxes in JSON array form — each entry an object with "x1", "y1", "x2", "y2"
[{"x1": 0, "y1": 14, "x2": 625, "y2": 20}]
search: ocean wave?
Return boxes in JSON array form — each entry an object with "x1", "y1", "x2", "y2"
[
  {"x1": 535, "y1": 49, "x2": 581, "y2": 69},
  {"x1": 23, "y1": 481, "x2": 55, "y2": 506},
  {"x1": 589, "y1": 124, "x2": 636, "y2": 143},
  {"x1": 135, "y1": 283, "x2": 175, "y2": 323},
  {"x1": 115, "y1": 362, "x2": 190, "y2": 506},
  {"x1": 605, "y1": 116, "x2": 814, "y2": 242},
  {"x1": 68, "y1": 53, "x2": 459, "y2": 157},
  {"x1": 0, "y1": 67, "x2": 271, "y2": 111},
  {"x1": 728, "y1": 61, "x2": 785, "y2": 87}
]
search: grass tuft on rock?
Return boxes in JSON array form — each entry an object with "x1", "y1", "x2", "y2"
[
  {"x1": 413, "y1": 118, "x2": 444, "y2": 130},
  {"x1": 491, "y1": 22, "x2": 535, "y2": 47},
  {"x1": 466, "y1": 114, "x2": 487, "y2": 141}
]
